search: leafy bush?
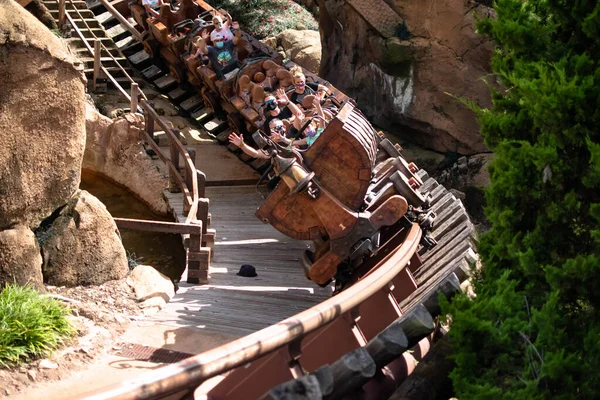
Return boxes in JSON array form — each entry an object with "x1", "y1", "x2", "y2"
[
  {"x1": 444, "y1": 0, "x2": 600, "y2": 398},
  {"x1": 211, "y1": 0, "x2": 317, "y2": 39},
  {"x1": 0, "y1": 285, "x2": 75, "y2": 367}
]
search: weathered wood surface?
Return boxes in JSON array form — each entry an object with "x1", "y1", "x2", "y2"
[{"x1": 149, "y1": 186, "x2": 332, "y2": 337}]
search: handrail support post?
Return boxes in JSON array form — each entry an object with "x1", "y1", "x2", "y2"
[
  {"x1": 93, "y1": 40, "x2": 101, "y2": 92},
  {"x1": 58, "y1": 0, "x2": 66, "y2": 29},
  {"x1": 130, "y1": 83, "x2": 139, "y2": 114}
]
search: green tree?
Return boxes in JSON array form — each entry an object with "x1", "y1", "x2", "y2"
[{"x1": 444, "y1": 0, "x2": 600, "y2": 398}]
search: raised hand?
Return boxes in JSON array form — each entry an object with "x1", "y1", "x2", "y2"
[
  {"x1": 228, "y1": 132, "x2": 243, "y2": 147},
  {"x1": 313, "y1": 93, "x2": 322, "y2": 108},
  {"x1": 270, "y1": 130, "x2": 283, "y2": 143},
  {"x1": 232, "y1": 21, "x2": 240, "y2": 30},
  {"x1": 276, "y1": 87, "x2": 289, "y2": 103},
  {"x1": 200, "y1": 29, "x2": 209, "y2": 39}
]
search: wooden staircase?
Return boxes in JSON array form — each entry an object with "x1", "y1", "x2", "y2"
[{"x1": 42, "y1": 0, "x2": 139, "y2": 88}]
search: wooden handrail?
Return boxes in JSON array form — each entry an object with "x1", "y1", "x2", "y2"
[
  {"x1": 57, "y1": 0, "x2": 201, "y2": 231},
  {"x1": 65, "y1": 0, "x2": 147, "y2": 102},
  {"x1": 98, "y1": 0, "x2": 143, "y2": 42},
  {"x1": 140, "y1": 100, "x2": 199, "y2": 223},
  {"x1": 73, "y1": 224, "x2": 422, "y2": 400}
]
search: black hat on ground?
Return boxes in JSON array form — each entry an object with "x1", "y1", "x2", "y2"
[{"x1": 237, "y1": 264, "x2": 257, "y2": 277}]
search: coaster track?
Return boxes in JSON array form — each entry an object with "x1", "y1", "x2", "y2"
[{"x1": 43, "y1": 1, "x2": 478, "y2": 398}]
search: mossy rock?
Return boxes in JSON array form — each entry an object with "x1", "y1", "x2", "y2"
[{"x1": 381, "y1": 37, "x2": 413, "y2": 67}]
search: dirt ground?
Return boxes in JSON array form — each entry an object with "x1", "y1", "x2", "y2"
[{"x1": 0, "y1": 280, "x2": 236, "y2": 399}]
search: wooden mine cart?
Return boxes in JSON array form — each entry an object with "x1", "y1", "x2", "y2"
[
  {"x1": 130, "y1": 0, "x2": 349, "y2": 138},
  {"x1": 256, "y1": 102, "x2": 434, "y2": 286}
]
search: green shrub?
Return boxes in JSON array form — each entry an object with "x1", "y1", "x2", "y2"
[
  {"x1": 211, "y1": 0, "x2": 317, "y2": 39},
  {"x1": 0, "y1": 285, "x2": 75, "y2": 367},
  {"x1": 444, "y1": 0, "x2": 600, "y2": 398}
]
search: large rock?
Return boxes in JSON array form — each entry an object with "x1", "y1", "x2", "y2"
[
  {"x1": 83, "y1": 104, "x2": 169, "y2": 215},
  {"x1": 41, "y1": 190, "x2": 128, "y2": 286},
  {"x1": 0, "y1": 0, "x2": 86, "y2": 230},
  {"x1": 277, "y1": 29, "x2": 322, "y2": 74},
  {"x1": 318, "y1": 0, "x2": 493, "y2": 154},
  {"x1": 0, "y1": 225, "x2": 44, "y2": 291},
  {"x1": 126, "y1": 265, "x2": 175, "y2": 315}
]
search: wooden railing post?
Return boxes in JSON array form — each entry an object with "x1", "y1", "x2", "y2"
[
  {"x1": 185, "y1": 148, "x2": 196, "y2": 192},
  {"x1": 58, "y1": 0, "x2": 66, "y2": 28},
  {"x1": 130, "y1": 83, "x2": 139, "y2": 114},
  {"x1": 197, "y1": 169, "x2": 207, "y2": 198},
  {"x1": 93, "y1": 40, "x2": 101, "y2": 92},
  {"x1": 144, "y1": 102, "x2": 155, "y2": 141},
  {"x1": 195, "y1": 170, "x2": 214, "y2": 259},
  {"x1": 187, "y1": 223, "x2": 210, "y2": 285},
  {"x1": 168, "y1": 132, "x2": 181, "y2": 193}
]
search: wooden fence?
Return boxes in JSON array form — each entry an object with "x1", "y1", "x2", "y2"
[{"x1": 57, "y1": 0, "x2": 213, "y2": 283}]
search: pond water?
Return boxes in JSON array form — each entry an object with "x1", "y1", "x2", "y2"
[{"x1": 80, "y1": 170, "x2": 186, "y2": 281}]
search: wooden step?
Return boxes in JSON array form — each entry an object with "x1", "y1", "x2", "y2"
[
  {"x1": 73, "y1": 18, "x2": 103, "y2": 29},
  {"x1": 179, "y1": 94, "x2": 204, "y2": 112},
  {"x1": 215, "y1": 129, "x2": 231, "y2": 144},
  {"x1": 105, "y1": 24, "x2": 129, "y2": 41},
  {"x1": 191, "y1": 107, "x2": 213, "y2": 123},
  {"x1": 141, "y1": 65, "x2": 163, "y2": 80},
  {"x1": 250, "y1": 158, "x2": 270, "y2": 171},
  {"x1": 153, "y1": 75, "x2": 178, "y2": 91},
  {"x1": 44, "y1": 1, "x2": 87, "y2": 10},
  {"x1": 114, "y1": 36, "x2": 138, "y2": 50},
  {"x1": 167, "y1": 86, "x2": 189, "y2": 101},
  {"x1": 204, "y1": 117, "x2": 228, "y2": 134},
  {"x1": 95, "y1": 11, "x2": 116, "y2": 25},
  {"x1": 49, "y1": 8, "x2": 95, "y2": 18},
  {"x1": 77, "y1": 28, "x2": 107, "y2": 39},
  {"x1": 128, "y1": 49, "x2": 151, "y2": 66}
]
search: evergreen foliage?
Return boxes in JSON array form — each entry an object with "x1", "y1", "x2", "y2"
[
  {"x1": 0, "y1": 285, "x2": 75, "y2": 367},
  {"x1": 444, "y1": 0, "x2": 600, "y2": 397}
]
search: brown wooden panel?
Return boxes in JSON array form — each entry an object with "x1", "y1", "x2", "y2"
[
  {"x1": 255, "y1": 184, "x2": 322, "y2": 240},
  {"x1": 357, "y1": 289, "x2": 402, "y2": 342},
  {"x1": 300, "y1": 317, "x2": 362, "y2": 372},
  {"x1": 207, "y1": 352, "x2": 294, "y2": 400}
]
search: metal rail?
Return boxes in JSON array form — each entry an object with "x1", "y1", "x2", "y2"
[{"x1": 73, "y1": 223, "x2": 422, "y2": 400}]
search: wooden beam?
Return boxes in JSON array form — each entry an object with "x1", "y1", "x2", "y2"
[
  {"x1": 114, "y1": 217, "x2": 201, "y2": 235},
  {"x1": 58, "y1": 0, "x2": 66, "y2": 27},
  {"x1": 93, "y1": 40, "x2": 101, "y2": 92}
]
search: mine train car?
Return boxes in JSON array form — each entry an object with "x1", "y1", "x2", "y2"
[{"x1": 129, "y1": 0, "x2": 437, "y2": 287}]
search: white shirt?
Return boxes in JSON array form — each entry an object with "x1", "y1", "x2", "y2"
[
  {"x1": 211, "y1": 27, "x2": 234, "y2": 43},
  {"x1": 142, "y1": 0, "x2": 159, "y2": 8}
]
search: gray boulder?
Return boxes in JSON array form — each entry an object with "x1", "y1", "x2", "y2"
[
  {"x1": 0, "y1": 0, "x2": 86, "y2": 230},
  {"x1": 0, "y1": 225, "x2": 44, "y2": 291},
  {"x1": 41, "y1": 190, "x2": 128, "y2": 286}
]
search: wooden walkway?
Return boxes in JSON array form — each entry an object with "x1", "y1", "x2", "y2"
[{"x1": 151, "y1": 186, "x2": 332, "y2": 338}]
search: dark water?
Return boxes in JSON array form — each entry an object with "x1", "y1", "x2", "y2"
[{"x1": 80, "y1": 170, "x2": 186, "y2": 281}]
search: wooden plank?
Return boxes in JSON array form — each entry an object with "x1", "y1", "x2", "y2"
[{"x1": 114, "y1": 217, "x2": 201, "y2": 235}]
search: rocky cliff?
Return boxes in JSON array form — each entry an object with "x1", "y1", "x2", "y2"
[
  {"x1": 318, "y1": 0, "x2": 493, "y2": 154},
  {"x1": 0, "y1": 1, "x2": 128, "y2": 288}
]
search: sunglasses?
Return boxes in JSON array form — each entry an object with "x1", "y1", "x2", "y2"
[
  {"x1": 264, "y1": 99, "x2": 276, "y2": 107},
  {"x1": 272, "y1": 125, "x2": 285, "y2": 133}
]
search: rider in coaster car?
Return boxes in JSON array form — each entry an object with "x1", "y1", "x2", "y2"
[
  {"x1": 262, "y1": 88, "x2": 303, "y2": 136},
  {"x1": 142, "y1": 0, "x2": 163, "y2": 18},
  {"x1": 272, "y1": 93, "x2": 328, "y2": 148},
  {"x1": 195, "y1": 22, "x2": 241, "y2": 80},
  {"x1": 289, "y1": 65, "x2": 330, "y2": 106},
  {"x1": 211, "y1": 15, "x2": 234, "y2": 43},
  {"x1": 228, "y1": 119, "x2": 288, "y2": 160}
]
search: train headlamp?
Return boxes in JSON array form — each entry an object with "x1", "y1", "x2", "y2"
[{"x1": 271, "y1": 152, "x2": 317, "y2": 197}]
